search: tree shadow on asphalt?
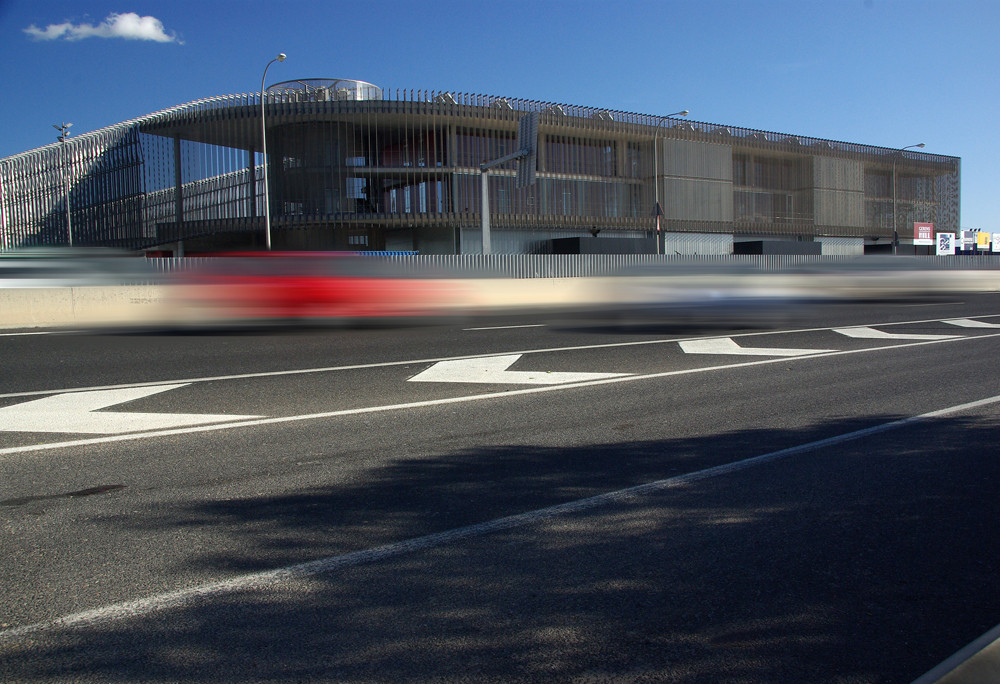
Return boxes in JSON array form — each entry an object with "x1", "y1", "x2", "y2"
[{"x1": 3, "y1": 414, "x2": 1000, "y2": 683}]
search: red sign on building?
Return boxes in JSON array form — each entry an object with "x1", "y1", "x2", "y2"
[{"x1": 914, "y1": 222, "x2": 935, "y2": 245}]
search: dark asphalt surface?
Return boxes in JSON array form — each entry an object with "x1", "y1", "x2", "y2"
[{"x1": 1, "y1": 296, "x2": 999, "y2": 682}]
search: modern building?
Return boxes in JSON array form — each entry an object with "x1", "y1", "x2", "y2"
[{"x1": 0, "y1": 79, "x2": 960, "y2": 256}]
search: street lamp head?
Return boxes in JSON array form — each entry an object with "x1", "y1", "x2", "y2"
[
  {"x1": 916, "y1": 142, "x2": 925, "y2": 148},
  {"x1": 678, "y1": 110, "x2": 689, "y2": 116},
  {"x1": 276, "y1": 53, "x2": 286, "y2": 62}
]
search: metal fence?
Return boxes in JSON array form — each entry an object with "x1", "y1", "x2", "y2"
[{"x1": 144, "y1": 254, "x2": 1000, "y2": 280}]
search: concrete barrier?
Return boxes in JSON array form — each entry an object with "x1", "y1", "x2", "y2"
[{"x1": 0, "y1": 286, "x2": 171, "y2": 329}]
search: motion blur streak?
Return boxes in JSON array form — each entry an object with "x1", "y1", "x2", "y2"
[
  {"x1": 2, "y1": 250, "x2": 999, "y2": 331},
  {"x1": 167, "y1": 252, "x2": 467, "y2": 324},
  {"x1": 586, "y1": 258, "x2": 1000, "y2": 327}
]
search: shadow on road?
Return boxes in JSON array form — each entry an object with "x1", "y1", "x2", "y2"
[{"x1": 3, "y1": 414, "x2": 1000, "y2": 682}]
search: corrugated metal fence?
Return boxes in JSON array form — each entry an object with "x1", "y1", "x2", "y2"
[{"x1": 145, "y1": 254, "x2": 1000, "y2": 279}]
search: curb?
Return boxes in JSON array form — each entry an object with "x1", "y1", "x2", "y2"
[{"x1": 911, "y1": 622, "x2": 1000, "y2": 683}]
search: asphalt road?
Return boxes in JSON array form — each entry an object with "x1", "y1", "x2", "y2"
[{"x1": 1, "y1": 295, "x2": 1000, "y2": 682}]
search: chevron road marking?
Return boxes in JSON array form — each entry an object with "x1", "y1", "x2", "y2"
[
  {"x1": 943, "y1": 318, "x2": 1000, "y2": 329},
  {"x1": 3, "y1": 330, "x2": 1000, "y2": 455},
  {"x1": 678, "y1": 338, "x2": 836, "y2": 357},
  {"x1": 4, "y1": 313, "x2": 996, "y2": 403},
  {"x1": 0, "y1": 384, "x2": 262, "y2": 435},
  {"x1": 408, "y1": 354, "x2": 631, "y2": 385},
  {"x1": 834, "y1": 326, "x2": 959, "y2": 341}
]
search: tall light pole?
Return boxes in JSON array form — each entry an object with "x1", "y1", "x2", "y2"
[
  {"x1": 652, "y1": 110, "x2": 688, "y2": 255},
  {"x1": 260, "y1": 53, "x2": 286, "y2": 250},
  {"x1": 892, "y1": 142, "x2": 925, "y2": 255},
  {"x1": 53, "y1": 122, "x2": 73, "y2": 246}
]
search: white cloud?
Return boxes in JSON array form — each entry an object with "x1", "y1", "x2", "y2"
[{"x1": 24, "y1": 12, "x2": 182, "y2": 43}]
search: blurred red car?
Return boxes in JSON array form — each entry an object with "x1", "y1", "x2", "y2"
[{"x1": 170, "y1": 252, "x2": 462, "y2": 324}]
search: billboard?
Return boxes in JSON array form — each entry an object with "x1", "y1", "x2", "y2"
[
  {"x1": 913, "y1": 222, "x2": 934, "y2": 246},
  {"x1": 936, "y1": 232, "x2": 956, "y2": 255}
]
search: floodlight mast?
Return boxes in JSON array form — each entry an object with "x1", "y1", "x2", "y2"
[
  {"x1": 652, "y1": 110, "x2": 688, "y2": 255},
  {"x1": 479, "y1": 112, "x2": 538, "y2": 254},
  {"x1": 53, "y1": 123, "x2": 73, "y2": 246},
  {"x1": 261, "y1": 53, "x2": 286, "y2": 251}
]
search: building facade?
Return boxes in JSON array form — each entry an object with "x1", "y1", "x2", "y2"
[{"x1": 0, "y1": 79, "x2": 960, "y2": 255}]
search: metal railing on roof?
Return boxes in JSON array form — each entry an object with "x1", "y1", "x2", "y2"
[{"x1": 2, "y1": 83, "x2": 958, "y2": 169}]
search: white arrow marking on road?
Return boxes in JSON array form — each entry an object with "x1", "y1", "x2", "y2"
[
  {"x1": 943, "y1": 318, "x2": 1000, "y2": 329},
  {"x1": 678, "y1": 338, "x2": 835, "y2": 357},
  {"x1": 408, "y1": 354, "x2": 631, "y2": 385},
  {"x1": 0, "y1": 384, "x2": 263, "y2": 435},
  {"x1": 833, "y1": 326, "x2": 958, "y2": 340}
]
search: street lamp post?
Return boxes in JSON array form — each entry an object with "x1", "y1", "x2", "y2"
[
  {"x1": 53, "y1": 122, "x2": 73, "y2": 246},
  {"x1": 260, "y1": 53, "x2": 286, "y2": 250},
  {"x1": 652, "y1": 110, "x2": 689, "y2": 255},
  {"x1": 892, "y1": 142, "x2": 925, "y2": 255}
]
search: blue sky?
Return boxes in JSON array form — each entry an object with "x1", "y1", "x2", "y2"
[{"x1": 0, "y1": 0, "x2": 996, "y2": 230}]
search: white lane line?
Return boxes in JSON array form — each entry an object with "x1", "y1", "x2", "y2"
[
  {"x1": 834, "y1": 326, "x2": 958, "y2": 341},
  {"x1": 2, "y1": 313, "x2": 998, "y2": 400},
  {"x1": 3, "y1": 391, "x2": 998, "y2": 643},
  {"x1": 679, "y1": 338, "x2": 836, "y2": 357},
  {"x1": 462, "y1": 324, "x2": 547, "y2": 331},
  {"x1": 944, "y1": 318, "x2": 1000, "y2": 329},
  {"x1": 3, "y1": 331, "x2": 1000, "y2": 457}
]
